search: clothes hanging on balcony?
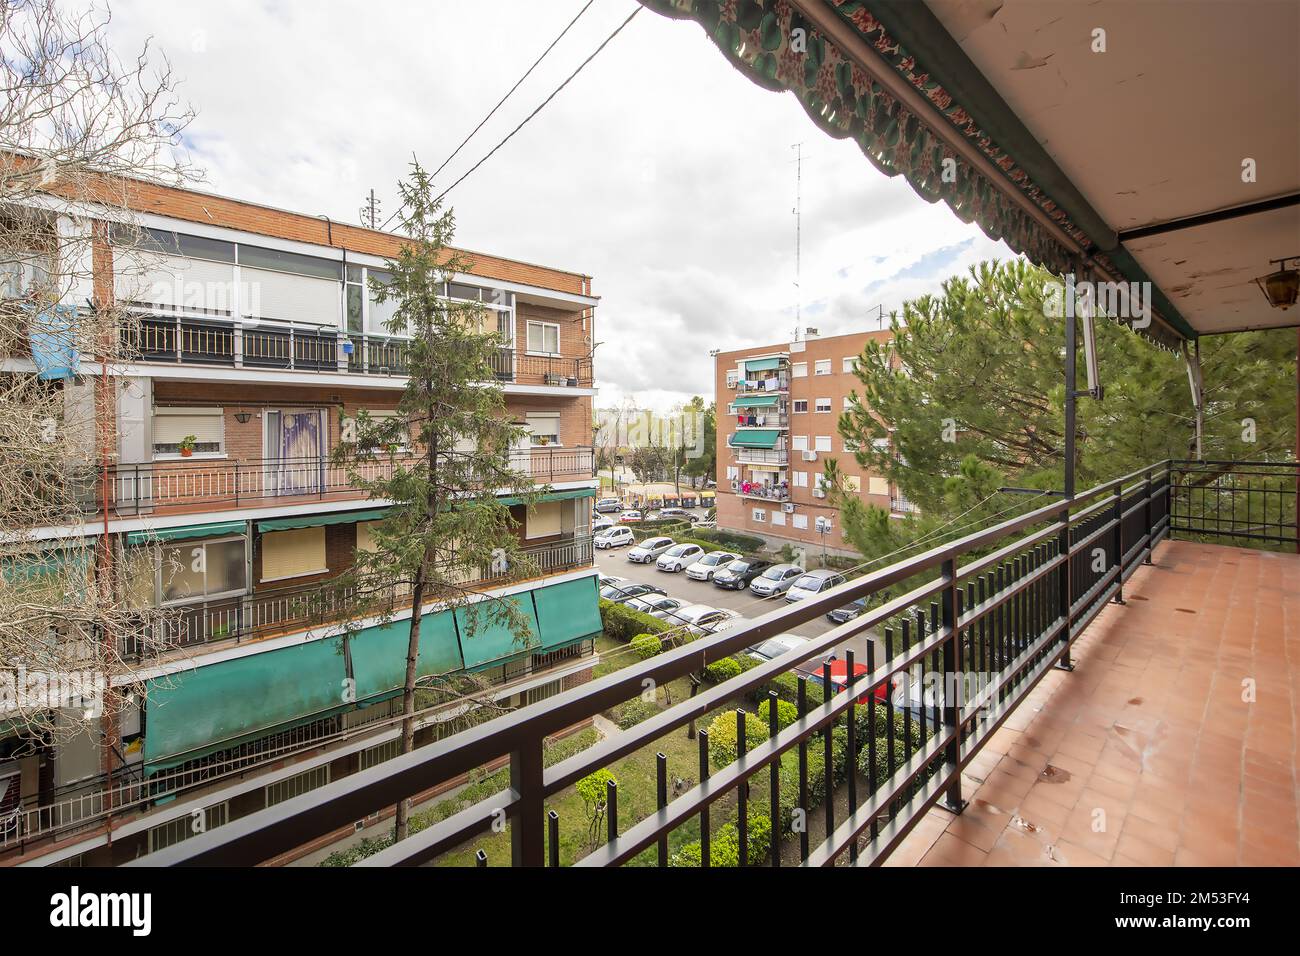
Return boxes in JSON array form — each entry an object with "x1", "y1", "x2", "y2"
[{"x1": 27, "y1": 303, "x2": 79, "y2": 381}]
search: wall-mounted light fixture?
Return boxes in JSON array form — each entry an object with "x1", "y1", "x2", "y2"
[
  {"x1": 1255, "y1": 256, "x2": 1300, "y2": 310},
  {"x1": 233, "y1": 409, "x2": 252, "y2": 424}
]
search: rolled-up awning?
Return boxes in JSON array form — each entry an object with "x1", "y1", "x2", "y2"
[
  {"x1": 126, "y1": 520, "x2": 246, "y2": 546},
  {"x1": 257, "y1": 508, "x2": 389, "y2": 533},
  {"x1": 733, "y1": 394, "x2": 779, "y2": 408},
  {"x1": 729, "y1": 430, "x2": 780, "y2": 449},
  {"x1": 744, "y1": 358, "x2": 781, "y2": 372}
]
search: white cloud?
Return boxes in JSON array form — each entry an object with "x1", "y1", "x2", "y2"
[{"x1": 104, "y1": 0, "x2": 1015, "y2": 411}]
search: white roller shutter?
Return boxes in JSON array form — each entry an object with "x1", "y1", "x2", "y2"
[
  {"x1": 152, "y1": 407, "x2": 223, "y2": 450},
  {"x1": 526, "y1": 501, "x2": 562, "y2": 539},
  {"x1": 241, "y1": 266, "x2": 339, "y2": 326},
  {"x1": 115, "y1": 252, "x2": 237, "y2": 314},
  {"x1": 260, "y1": 527, "x2": 327, "y2": 582}
]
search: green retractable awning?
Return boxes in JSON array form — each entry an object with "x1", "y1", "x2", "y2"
[
  {"x1": 532, "y1": 576, "x2": 602, "y2": 649},
  {"x1": 729, "y1": 430, "x2": 780, "y2": 449},
  {"x1": 744, "y1": 358, "x2": 781, "y2": 372},
  {"x1": 126, "y1": 520, "x2": 246, "y2": 546},
  {"x1": 257, "y1": 508, "x2": 390, "y2": 533},
  {"x1": 455, "y1": 595, "x2": 541, "y2": 671},
  {"x1": 498, "y1": 487, "x2": 597, "y2": 507},
  {"x1": 733, "y1": 394, "x2": 779, "y2": 408},
  {"x1": 349, "y1": 609, "x2": 464, "y2": 701}
]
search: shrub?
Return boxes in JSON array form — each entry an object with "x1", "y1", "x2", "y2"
[
  {"x1": 613, "y1": 697, "x2": 660, "y2": 730},
  {"x1": 704, "y1": 710, "x2": 769, "y2": 769},
  {"x1": 757, "y1": 697, "x2": 798, "y2": 731},
  {"x1": 629, "y1": 632, "x2": 662, "y2": 660},
  {"x1": 669, "y1": 813, "x2": 772, "y2": 867},
  {"x1": 599, "y1": 598, "x2": 669, "y2": 643},
  {"x1": 767, "y1": 671, "x2": 825, "y2": 708},
  {"x1": 703, "y1": 656, "x2": 742, "y2": 684},
  {"x1": 857, "y1": 736, "x2": 939, "y2": 801},
  {"x1": 689, "y1": 527, "x2": 765, "y2": 552},
  {"x1": 576, "y1": 769, "x2": 616, "y2": 816}
]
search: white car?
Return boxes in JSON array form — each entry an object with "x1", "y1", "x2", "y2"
[
  {"x1": 684, "y1": 550, "x2": 740, "y2": 581},
  {"x1": 627, "y1": 536, "x2": 675, "y2": 564},
  {"x1": 625, "y1": 594, "x2": 688, "y2": 621},
  {"x1": 591, "y1": 517, "x2": 614, "y2": 534},
  {"x1": 673, "y1": 604, "x2": 741, "y2": 636},
  {"x1": 785, "y1": 569, "x2": 848, "y2": 603},
  {"x1": 594, "y1": 526, "x2": 634, "y2": 549},
  {"x1": 656, "y1": 543, "x2": 704, "y2": 572},
  {"x1": 747, "y1": 633, "x2": 810, "y2": 664},
  {"x1": 748, "y1": 563, "x2": 805, "y2": 598},
  {"x1": 622, "y1": 509, "x2": 644, "y2": 523},
  {"x1": 598, "y1": 574, "x2": 629, "y2": 590}
]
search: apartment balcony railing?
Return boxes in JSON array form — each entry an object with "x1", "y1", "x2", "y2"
[
  {"x1": 732, "y1": 412, "x2": 790, "y2": 429},
  {"x1": 117, "y1": 533, "x2": 595, "y2": 660},
  {"x1": 730, "y1": 446, "x2": 788, "y2": 466},
  {"x1": 735, "y1": 374, "x2": 789, "y2": 393},
  {"x1": 68, "y1": 446, "x2": 595, "y2": 517},
  {"x1": 737, "y1": 483, "x2": 790, "y2": 502},
  {"x1": 141, "y1": 458, "x2": 1297, "y2": 868},
  {"x1": 120, "y1": 313, "x2": 593, "y2": 387},
  {"x1": 891, "y1": 493, "x2": 919, "y2": 515}
]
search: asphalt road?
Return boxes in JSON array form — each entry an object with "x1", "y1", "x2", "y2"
[{"x1": 595, "y1": 546, "x2": 878, "y2": 664}]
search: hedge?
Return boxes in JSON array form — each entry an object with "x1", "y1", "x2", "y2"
[
  {"x1": 704, "y1": 710, "x2": 768, "y2": 768},
  {"x1": 688, "y1": 527, "x2": 766, "y2": 552},
  {"x1": 612, "y1": 697, "x2": 660, "y2": 730},
  {"x1": 669, "y1": 813, "x2": 772, "y2": 867},
  {"x1": 757, "y1": 697, "x2": 798, "y2": 731},
  {"x1": 703, "y1": 656, "x2": 742, "y2": 684},
  {"x1": 598, "y1": 598, "x2": 670, "y2": 643},
  {"x1": 629, "y1": 633, "x2": 662, "y2": 660}
]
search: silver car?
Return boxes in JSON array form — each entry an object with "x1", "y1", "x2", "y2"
[
  {"x1": 673, "y1": 604, "x2": 740, "y2": 636},
  {"x1": 684, "y1": 550, "x2": 740, "y2": 581},
  {"x1": 625, "y1": 594, "x2": 688, "y2": 621},
  {"x1": 748, "y1": 563, "x2": 805, "y2": 598},
  {"x1": 747, "y1": 633, "x2": 810, "y2": 664},
  {"x1": 785, "y1": 569, "x2": 848, "y2": 603},
  {"x1": 627, "y1": 536, "x2": 676, "y2": 564}
]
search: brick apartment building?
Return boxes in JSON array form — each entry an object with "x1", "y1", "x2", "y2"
[
  {"x1": 1, "y1": 177, "x2": 602, "y2": 864},
  {"x1": 713, "y1": 329, "x2": 914, "y2": 556}
]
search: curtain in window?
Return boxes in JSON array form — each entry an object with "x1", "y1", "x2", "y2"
[{"x1": 268, "y1": 410, "x2": 323, "y2": 495}]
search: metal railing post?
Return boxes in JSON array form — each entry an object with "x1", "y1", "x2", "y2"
[
  {"x1": 509, "y1": 736, "x2": 546, "y2": 867},
  {"x1": 1056, "y1": 501, "x2": 1074, "y2": 671},
  {"x1": 1111, "y1": 481, "x2": 1125, "y2": 604},
  {"x1": 940, "y1": 558, "x2": 967, "y2": 813},
  {"x1": 1143, "y1": 468, "x2": 1154, "y2": 564}
]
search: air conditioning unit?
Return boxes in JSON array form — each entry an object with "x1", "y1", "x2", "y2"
[
  {"x1": 783, "y1": 502, "x2": 795, "y2": 513},
  {"x1": 812, "y1": 488, "x2": 826, "y2": 499},
  {"x1": 730, "y1": 480, "x2": 739, "y2": 491},
  {"x1": 802, "y1": 450, "x2": 817, "y2": 461}
]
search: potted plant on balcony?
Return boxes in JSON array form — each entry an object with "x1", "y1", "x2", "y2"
[{"x1": 178, "y1": 434, "x2": 197, "y2": 458}]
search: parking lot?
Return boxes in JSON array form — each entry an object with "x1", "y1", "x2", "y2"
[{"x1": 595, "y1": 546, "x2": 878, "y2": 663}]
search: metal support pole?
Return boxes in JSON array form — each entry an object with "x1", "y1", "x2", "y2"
[
  {"x1": 940, "y1": 558, "x2": 967, "y2": 813},
  {"x1": 509, "y1": 739, "x2": 545, "y2": 867},
  {"x1": 1056, "y1": 268, "x2": 1078, "y2": 671},
  {"x1": 1111, "y1": 481, "x2": 1125, "y2": 604}
]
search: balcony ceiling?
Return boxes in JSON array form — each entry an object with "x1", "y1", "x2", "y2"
[{"x1": 923, "y1": 0, "x2": 1300, "y2": 336}]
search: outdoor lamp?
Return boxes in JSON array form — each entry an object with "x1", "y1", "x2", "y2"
[
  {"x1": 1255, "y1": 257, "x2": 1299, "y2": 310},
  {"x1": 233, "y1": 409, "x2": 252, "y2": 424}
]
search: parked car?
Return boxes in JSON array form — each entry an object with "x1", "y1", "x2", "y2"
[
  {"x1": 594, "y1": 526, "x2": 635, "y2": 549},
  {"x1": 627, "y1": 536, "x2": 675, "y2": 564},
  {"x1": 713, "y1": 558, "x2": 774, "y2": 590},
  {"x1": 747, "y1": 633, "x2": 810, "y2": 664},
  {"x1": 684, "y1": 550, "x2": 740, "y2": 581},
  {"x1": 799, "y1": 656, "x2": 890, "y2": 706},
  {"x1": 594, "y1": 497, "x2": 623, "y2": 514},
  {"x1": 785, "y1": 569, "x2": 847, "y2": 603},
  {"x1": 591, "y1": 517, "x2": 614, "y2": 534},
  {"x1": 657, "y1": 543, "x2": 704, "y2": 572},
  {"x1": 656, "y1": 507, "x2": 698, "y2": 522},
  {"x1": 748, "y1": 563, "x2": 805, "y2": 598},
  {"x1": 621, "y1": 509, "x2": 644, "y2": 523},
  {"x1": 674, "y1": 604, "x2": 740, "y2": 636},
  {"x1": 599, "y1": 581, "x2": 666, "y2": 604},
  {"x1": 826, "y1": 597, "x2": 867, "y2": 624},
  {"x1": 625, "y1": 594, "x2": 687, "y2": 621},
  {"x1": 598, "y1": 574, "x2": 629, "y2": 590}
]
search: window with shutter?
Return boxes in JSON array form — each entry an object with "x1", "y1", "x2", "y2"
[
  {"x1": 240, "y1": 266, "x2": 339, "y2": 326},
  {"x1": 526, "y1": 501, "x2": 563, "y2": 539},
  {"x1": 525, "y1": 411, "x2": 560, "y2": 445},
  {"x1": 260, "y1": 527, "x2": 327, "y2": 582},
  {"x1": 152, "y1": 407, "x2": 223, "y2": 456}
]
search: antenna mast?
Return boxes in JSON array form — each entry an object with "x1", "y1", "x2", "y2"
[{"x1": 360, "y1": 189, "x2": 382, "y2": 229}]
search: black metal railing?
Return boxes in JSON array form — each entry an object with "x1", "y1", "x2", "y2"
[
  {"x1": 1170, "y1": 459, "x2": 1299, "y2": 550},
  {"x1": 132, "y1": 460, "x2": 1194, "y2": 868}
]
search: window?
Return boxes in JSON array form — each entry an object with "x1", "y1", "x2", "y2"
[
  {"x1": 771, "y1": 510, "x2": 786, "y2": 526},
  {"x1": 356, "y1": 409, "x2": 408, "y2": 453},
  {"x1": 814, "y1": 435, "x2": 832, "y2": 452},
  {"x1": 265, "y1": 765, "x2": 330, "y2": 807},
  {"x1": 793, "y1": 471, "x2": 809, "y2": 488},
  {"x1": 238, "y1": 245, "x2": 341, "y2": 280},
  {"x1": 160, "y1": 536, "x2": 246, "y2": 603},
  {"x1": 260, "y1": 527, "x2": 327, "y2": 583},
  {"x1": 726, "y1": 370, "x2": 738, "y2": 388},
  {"x1": 527, "y1": 500, "x2": 563, "y2": 539},
  {"x1": 525, "y1": 411, "x2": 561, "y2": 446},
  {"x1": 792, "y1": 399, "x2": 808, "y2": 414},
  {"x1": 844, "y1": 437, "x2": 860, "y2": 453},
  {"x1": 726, "y1": 465, "x2": 739, "y2": 480},
  {"x1": 815, "y1": 473, "x2": 831, "y2": 491},
  {"x1": 869, "y1": 476, "x2": 889, "y2": 496},
  {"x1": 843, "y1": 396, "x2": 854, "y2": 410},
  {"x1": 842, "y1": 356, "x2": 858, "y2": 373},
  {"x1": 843, "y1": 475, "x2": 861, "y2": 493},
  {"x1": 814, "y1": 359, "x2": 832, "y2": 376},
  {"x1": 815, "y1": 398, "x2": 831, "y2": 413},
  {"x1": 152, "y1": 406, "x2": 223, "y2": 457},
  {"x1": 791, "y1": 362, "x2": 807, "y2": 378},
  {"x1": 526, "y1": 321, "x2": 560, "y2": 355},
  {"x1": 752, "y1": 508, "x2": 766, "y2": 522},
  {"x1": 791, "y1": 435, "x2": 809, "y2": 452},
  {"x1": 360, "y1": 739, "x2": 401, "y2": 771},
  {"x1": 792, "y1": 514, "x2": 808, "y2": 530},
  {"x1": 149, "y1": 803, "x2": 228, "y2": 853}
]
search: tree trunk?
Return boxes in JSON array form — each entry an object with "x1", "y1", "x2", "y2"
[{"x1": 393, "y1": 565, "x2": 425, "y2": 842}]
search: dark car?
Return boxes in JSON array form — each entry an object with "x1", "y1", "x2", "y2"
[
  {"x1": 826, "y1": 597, "x2": 868, "y2": 624},
  {"x1": 712, "y1": 558, "x2": 774, "y2": 590}
]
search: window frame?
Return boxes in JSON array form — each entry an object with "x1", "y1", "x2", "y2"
[{"x1": 525, "y1": 320, "x2": 561, "y2": 357}]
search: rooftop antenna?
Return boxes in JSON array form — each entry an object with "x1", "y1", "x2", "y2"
[
  {"x1": 360, "y1": 189, "x2": 382, "y2": 229},
  {"x1": 792, "y1": 142, "x2": 802, "y2": 341}
]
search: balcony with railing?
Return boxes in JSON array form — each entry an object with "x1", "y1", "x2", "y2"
[
  {"x1": 137, "y1": 458, "x2": 1297, "y2": 867},
  {"x1": 119, "y1": 314, "x2": 593, "y2": 387},
  {"x1": 729, "y1": 445, "x2": 788, "y2": 467},
  {"x1": 61, "y1": 446, "x2": 595, "y2": 518}
]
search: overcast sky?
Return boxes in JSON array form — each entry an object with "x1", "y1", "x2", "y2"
[{"x1": 106, "y1": 0, "x2": 1013, "y2": 410}]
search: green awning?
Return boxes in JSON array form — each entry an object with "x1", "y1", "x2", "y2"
[
  {"x1": 257, "y1": 508, "x2": 389, "y2": 533},
  {"x1": 349, "y1": 609, "x2": 464, "y2": 701},
  {"x1": 532, "y1": 577, "x2": 601, "y2": 649},
  {"x1": 126, "y1": 520, "x2": 246, "y2": 546},
  {"x1": 729, "y1": 430, "x2": 780, "y2": 449},
  {"x1": 733, "y1": 394, "x2": 779, "y2": 408},
  {"x1": 498, "y1": 487, "x2": 597, "y2": 507},
  {"x1": 143, "y1": 636, "x2": 348, "y2": 769},
  {"x1": 455, "y1": 595, "x2": 541, "y2": 671},
  {"x1": 744, "y1": 358, "x2": 781, "y2": 372}
]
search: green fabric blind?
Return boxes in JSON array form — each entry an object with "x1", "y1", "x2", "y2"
[
  {"x1": 349, "y1": 609, "x2": 464, "y2": 701},
  {"x1": 256, "y1": 508, "x2": 389, "y2": 533},
  {"x1": 744, "y1": 358, "x2": 781, "y2": 372},
  {"x1": 532, "y1": 577, "x2": 601, "y2": 649},
  {"x1": 728, "y1": 430, "x2": 780, "y2": 449},
  {"x1": 732, "y1": 394, "x2": 779, "y2": 408},
  {"x1": 455, "y1": 595, "x2": 541, "y2": 671},
  {"x1": 142, "y1": 637, "x2": 348, "y2": 769},
  {"x1": 497, "y1": 487, "x2": 597, "y2": 507},
  {"x1": 125, "y1": 520, "x2": 246, "y2": 546}
]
